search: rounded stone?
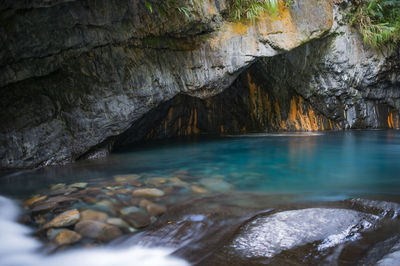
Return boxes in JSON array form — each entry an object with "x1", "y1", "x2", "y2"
[
  {"x1": 54, "y1": 229, "x2": 82, "y2": 245},
  {"x1": 139, "y1": 200, "x2": 166, "y2": 216},
  {"x1": 124, "y1": 212, "x2": 151, "y2": 228},
  {"x1": 74, "y1": 220, "x2": 122, "y2": 242},
  {"x1": 43, "y1": 209, "x2": 80, "y2": 229},
  {"x1": 132, "y1": 188, "x2": 165, "y2": 197},
  {"x1": 80, "y1": 209, "x2": 109, "y2": 222}
]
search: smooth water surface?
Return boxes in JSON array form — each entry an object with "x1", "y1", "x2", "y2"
[{"x1": 1, "y1": 130, "x2": 399, "y2": 198}]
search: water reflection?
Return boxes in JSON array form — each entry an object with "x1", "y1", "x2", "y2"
[{"x1": 1, "y1": 130, "x2": 400, "y2": 197}]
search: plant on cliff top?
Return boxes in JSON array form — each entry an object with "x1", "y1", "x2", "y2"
[
  {"x1": 350, "y1": 0, "x2": 400, "y2": 51},
  {"x1": 144, "y1": 0, "x2": 292, "y2": 22},
  {"x1": 229, "y1": 0, "x2": 280, "y2": 21}
]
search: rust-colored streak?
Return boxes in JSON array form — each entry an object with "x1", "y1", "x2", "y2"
[
  {"x1": 187, "y1": 110, "x2": 193, "y2": 135},
  {"x1": 178, "y1": 117, "x2": 182, "y2": 136},
  {"x1": 193, "y1": 109, "x2": 199, "y2": 134},
  {"x1": 388, "y1": 113, "x2": 393, "y2": 128}
]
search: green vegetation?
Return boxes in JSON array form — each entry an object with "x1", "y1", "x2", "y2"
[
  {"x1": 144, "y1": 0, "x2": 293, "y2": 22},
  {"x1": 229, "y1": 0, "x2": 280, "y2": 21},
  {"x1": 350, "y1": 0, "x2": 400, "y2": 50}
]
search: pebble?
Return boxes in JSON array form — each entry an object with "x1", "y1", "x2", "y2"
[
  {"x1": 80, "y1": 209, "x2": 109, "y2": 222},
  {"x1": 140, "y1": 200, "x2": 166, "y2": 216},
  {"x1": 45, "y1": 196, "x2": 78, "y2": 205},
  {"x1": 132, "y1": 188, "x2": 165, "y2": 197},
  {"x1": 191, "y1": 185, "x2": 208, "y2": 194},
  {"x1": 120, "y1": 206, "x2": 142, "y2": 216},
  {"x1": 31, "y1": 201, "x2": 58, "y2": 213},
  {"x1": 113, "y1": 174, "x2": 141, "y2": 183},
  {"x1": 46, "y1": 228, "x2": 64, "y2": 240},
  {"x1": 24, "y1": 195, "x2": 47, "y2": 207},
  {"x1": 54, "y1": 229, "x2": 82, "y2": 245},
  {"x1": 106, "y1": 218, "x2": 136, "y2": 233},
  {"x1": 69, "y1": 182, "x2": 88, "y2": 189},
  {"x1": 31, "y1": 196, "x2": 78, "y2": 213},
  {"x1": 199, "y1": 177, "x2": 233, "y2": 192},
  {"x1": 145, "y1": 177, "x2": 169, "y2": 186},
  {"x1": 34, "y1": 215, "x2": 46, "y2": 225},
  {"x1": 92, "y1": 200, "x2": 116, "y2": 215},
  {"x1": 43, "y1": 209, "x2": 80, "y2": 229},
  {"x1": 48, "y1": 187, "x2": 78, "y2": 196},
  {"x1": 116, "y1": 189, "x2": 131, "y2": 194},
  {"x1": 50, "y1": 184, "x2": 66, "y2": 190},
  {"x1": 124, "y1": 212, "x2": 150, "y2": 228},
  {"x1": 169, "y1": 177, "x2": 189, "y2": 187},
  {"x1": 74, "y1": 220, "x2": 122, "y2": 242}
]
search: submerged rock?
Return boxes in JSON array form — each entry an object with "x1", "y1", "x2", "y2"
[
  {"x1": 124, "y1": 212, "x2": 151, "y2": 229},
  {"x1": 50, "y1": 184, "x2": 66, "y2": 191},
  {"x1": 120, "y1": 206, "x2": 142, "y2": 216},
  {"x1": 106, "y1": 218, "x2": 136, "y2": 233},
  {"x1": 231, "y1": 208, "x2": 378, "y2": 258},
  {"x1": 43, "y1": 209, "x2": 80, "y2": 229},
  {"x1": 191, "y1": 186, "x2": 208, "y2": 194},
  {"x1": 69, "y1": 183, "x2": 88, "y2": 189},
  {"x1": 24, "y1": 196, "x2": 47, "y2": 208},
  {"x1": 91, "y1": 200, "x2": 116, "y2": 215},
  {"x1": 31, "y1": 196, "x2": 78, "y2": 213},
  {"x1": 139, "y1": 200, "x2": 166, "y2": 217},
  {"x1": 113, "y1": 174, "x2": 141, "y2": 183},
  {"x1": 80, "y1": 210, "x2": 109, "y2": 222},
  {"x1": 31, "y1": 201, "x2": 58, "y2": 213},
  {"x1": 199, "y1": 178, "x2": 233, "y2": 192},
  {"x1": 74, "y1": 220, "x2": 122, "y2": 242},
  {"x1": 46, "y1": 228, "x2": 65, "y2": 241},
  {"x1": 133, "y1": 188, "x2": 165, "y2": 198},
  {"x1": 54, "y1": 229, "x2": 82, "y2": 245},
  {"x1": 48, "y1": 188, "x2": 78, "y2": 196}
]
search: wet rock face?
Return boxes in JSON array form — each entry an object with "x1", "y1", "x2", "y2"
[
  {"x1": 0, "y1": 0, "x2": 333, "y2": 169},
  {"x1": 115, "y1": 63, "x2": 340, "y2": 144},
  {"x1": 230, "y1": 208, "x2": 377, "y2": 258},
  {"x1": 258, "y1": 7, "x2": 400, "y2": 129}
]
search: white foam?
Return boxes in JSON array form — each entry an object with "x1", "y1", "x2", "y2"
[{"x1": 0, "y1": 196, "x2": 188, "y2": 266}]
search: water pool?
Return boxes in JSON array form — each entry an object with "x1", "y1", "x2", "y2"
[{"x1": 1, "y1": 130, "x2": 400, "y2": 265}]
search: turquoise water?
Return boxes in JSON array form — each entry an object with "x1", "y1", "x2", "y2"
[
  {"x1": 1, "y1": 130, "x2": 400, "y2": 266},
  {"x1": 1, "y1": 130, "x2": 399, "y2": 198}
]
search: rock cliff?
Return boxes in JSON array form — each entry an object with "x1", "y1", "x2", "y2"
[
  {"x1": 0, "y1": 0, "x2": 333, "y2": 168},
  {"x1": 119, "y1": 2, "x2": 399, "y2": 144},
  {"x1": 258, "y1": 9, "x2": 400, "y2": 129}
]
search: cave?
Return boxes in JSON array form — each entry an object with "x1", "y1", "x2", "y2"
[{"x1": 1, "y1": 0, "x2": 400, "y2": 265}]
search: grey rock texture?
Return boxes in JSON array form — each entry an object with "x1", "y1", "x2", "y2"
[
  {"x1": 0, "y1": 0, "x2": 333, "y2": 169},
  {"x1": 258, "y1": 4, "x2": 400, "y2": 129},
  {"x1": 115, "y1": 63, "x2": 340, "y2": 147}
]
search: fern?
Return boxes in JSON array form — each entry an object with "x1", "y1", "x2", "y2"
[
  {"x1": 229, "y1": 0, "x2": 288, "y2": 21},
  {"x1": 351, "y1": 0, "x2": 400, "y2": 50}
]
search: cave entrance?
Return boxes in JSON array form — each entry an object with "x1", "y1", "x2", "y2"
[{"x1": 113, "y1": 63, "x2": 338, "y2": 149}]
